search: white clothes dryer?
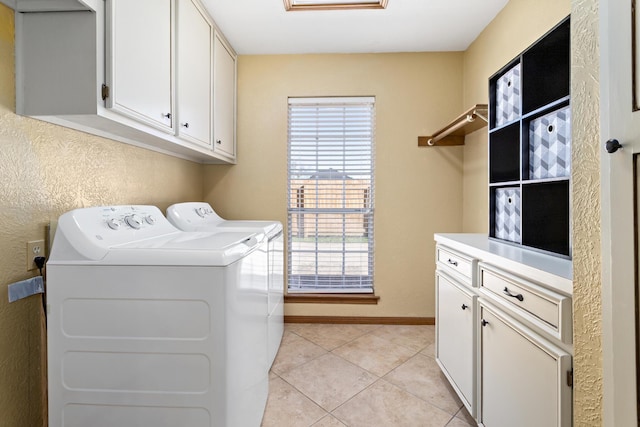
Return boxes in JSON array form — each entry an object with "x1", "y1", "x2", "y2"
[
  {"x1": 166, "y1": 202, "x2": 284, "y2": 367},
  {"x1": 46, "y1": 205, "x2": 269, "y2": 427}
]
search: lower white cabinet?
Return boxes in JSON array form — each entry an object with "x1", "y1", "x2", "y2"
[
  {"x1": 436, "y1": 271, "x2": 476, "y2": 416},
  {"x1": 479, "y1": 301, "x2": 572, "y2": 427},
  {"x1": 433, "y1": 235, "x2": 573, "y2": 427}
]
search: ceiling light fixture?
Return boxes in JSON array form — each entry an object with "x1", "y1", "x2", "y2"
[{"x1": 284, "y1": 0, "x2": 388, "y2": 11}]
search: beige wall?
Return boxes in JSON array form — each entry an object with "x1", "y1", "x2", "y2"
[
  {"x1": 0, "y1": 5, "x2": 203, "y2": 426},
  {"x1": 571, "y1": 0, "x2": 602, "y2": 424},
  {"x1": 461, "y1": 0, "x2": 571, "y2": 233},
  {"x1": 204, "y1": 53, "x2": 465, "y2": 318}
]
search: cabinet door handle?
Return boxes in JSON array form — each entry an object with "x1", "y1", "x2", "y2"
[
  {"x1": 481, "y1": 319, "x2": 489, "y2": 327},
  {"x1": 447, "y1": 258, "x2": 458, "y2": 266},
  {"x1": 216, "y1": 139, "x2": 222, "y2": 145},
  {"x1": 181, "y1": 122, "x2": 190, "y2": 128},
  {"x1": 461, "y1": 304, "x2": 468, "y2": 310},
  {"x1": 503, "y1": 286, "x2": 524, "y2": 302},
  {"x1": 163, "y1": 113, "x2": 171, "y2": 119}
]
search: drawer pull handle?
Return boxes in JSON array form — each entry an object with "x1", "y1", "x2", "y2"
[
  {"x1": 447, "y1": 258, "x2": 458, "y2": 266},
  {"x1": 481, "y1": 319, "x2": 489, "y2": 327},
  {"x1": 461, "y1": 304, "x2": 468, "y2": 310},
  {"x1": 503, "y1": 287, "x2": 524, "y2": 302}
]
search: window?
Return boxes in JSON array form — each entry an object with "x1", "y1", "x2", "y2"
[{"x1": 287, "y1": 97, "x2": 375, "y2": 293}]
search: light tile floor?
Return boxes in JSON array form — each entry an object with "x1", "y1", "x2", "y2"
[{"x1": 262, "y1": 323, "x2": 475, "y2": 427}]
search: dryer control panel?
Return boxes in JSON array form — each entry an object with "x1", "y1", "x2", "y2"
[{"x1": 166, "y1": 202, "x2": 225, "y2": 228}]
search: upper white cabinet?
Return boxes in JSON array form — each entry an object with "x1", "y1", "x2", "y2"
[
  {"x1": 106, "y1": 0, "x2": 173, "y2": 133},
  {"x1": 176, "y1": 0, "x2": 212, "y2": 148},
  {"x1": 15, "y1": 0, "x2": 237, "y2": 164},
  {"x1": 213, "y1": 32, "x2": 236, "y2": 160}
]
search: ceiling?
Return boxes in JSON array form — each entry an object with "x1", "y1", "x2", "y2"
[{"x1": 201, "y1": 0, "x2": 509, "y2": 55}]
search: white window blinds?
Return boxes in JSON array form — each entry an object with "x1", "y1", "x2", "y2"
[{"x1": 287, "y1": 97, "x2": 375, "y2": 293}]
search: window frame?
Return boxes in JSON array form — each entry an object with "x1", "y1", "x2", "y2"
[{"x1": 286, "y1": 96, "x2": 375, "y2": 294}]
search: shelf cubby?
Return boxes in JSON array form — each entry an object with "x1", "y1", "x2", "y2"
[
  {"x1": 487, "y1": 15, "x2": 571, "y2": 258},
  {"x1": 489, "y1": 122, "x2": 521, "y2": 183},
  {"x1": 522, "y1": 100, "x2": 571, "y2": 182},
  {"x1": 522, "y1": 181, "x2": 570, "y2": 256},
  {"x1": 521, "y1": 18, "x2": 570, "y2": 115}
]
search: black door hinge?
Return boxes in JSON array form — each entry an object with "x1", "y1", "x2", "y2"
[
  {"x1": 101, "y1": 84, "x2": 110, "y2": 100},
  {"x1": 567, "y1": 370, "x2": 573, "y2": 387}
]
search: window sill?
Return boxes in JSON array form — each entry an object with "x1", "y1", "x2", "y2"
[{"x1": 284, "y1": 293, "x2": 380, "y2": 304}]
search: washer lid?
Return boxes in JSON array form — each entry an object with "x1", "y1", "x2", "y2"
[
  {"x1": 167, "y1": 202, "x2": 282, "y2": 238},
  {"x1": 104, "y1": 231, "x2": 266, "y2": 266}
]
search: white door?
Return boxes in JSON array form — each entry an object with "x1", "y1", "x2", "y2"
[
  {"x1": 176, "y1": 0, "x2": 212, "y2": 147},
  {"x1": 106, "y1": 0, "x2": 173, "y2": 132},
  {"x1": 213, "y1": 33, "x2": 237, "y2": 159},
  {"x1": 600, "y1": 0, "x2": 640, "y2": 425}
]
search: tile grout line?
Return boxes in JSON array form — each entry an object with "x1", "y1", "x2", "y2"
[
  {"x1": 271, "y1": 347, "x2": 329, "y2": 378},
  {"x1": 288, "y1": 324, "x2": 385, "y2": 352},
  {"x1": 327, "y1": 376, "x2": 389, "y2": 425},
  {"x1": 276, "y1": 357, "x2": 369, "y2": 416},
  {"x1": 277, "y1": 351, "x2": 383, "y2": 418},
  {"x1": 381, "y1": 352, "x2": 465, "y2": 418}
]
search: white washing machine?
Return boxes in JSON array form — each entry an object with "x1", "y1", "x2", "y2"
[
  {"x1": 166, "y1": 202, "x2": 284, "y2": 367},
  {"x1": 46, "y1": 205, "x2": 269, "y2": 427}
]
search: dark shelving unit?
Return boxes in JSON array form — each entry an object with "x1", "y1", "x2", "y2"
[{"x1": 488, "y1": 16, "x2": 571, "y2": 258}]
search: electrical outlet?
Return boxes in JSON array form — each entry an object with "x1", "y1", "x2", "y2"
[{"x1": 26, "y1": 240, "x2": 46, "y2": 271}]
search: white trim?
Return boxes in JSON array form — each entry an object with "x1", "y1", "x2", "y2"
[{"x1": 288, "y1": 96, "x2": 375, "y2": 105}]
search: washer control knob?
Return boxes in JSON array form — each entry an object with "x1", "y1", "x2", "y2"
[
  {"x1": 145, "y1": 215, "x2": 156, "y2": 225},
  {"x1": 196, "y1": 207, "x2": 207, "y2": 218},
  {"x1": 124, "y1": 214, "x2": 143, "y2": 229},
  {"x1": 106, "y1": 218, "x2": 121, "y2": 230}
]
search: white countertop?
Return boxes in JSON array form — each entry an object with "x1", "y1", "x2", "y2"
[{"x1": 434, "y1": 233, "x2": 573, "y2": 296}]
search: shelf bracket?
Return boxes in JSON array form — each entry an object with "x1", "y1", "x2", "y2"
[{"x1": 418, "y1": 104, "x2": 488, "y2": 147}]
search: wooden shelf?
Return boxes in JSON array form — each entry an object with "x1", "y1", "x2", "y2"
[{"x1": 418, "y1": 104, "x2": 488, "y2": 147}]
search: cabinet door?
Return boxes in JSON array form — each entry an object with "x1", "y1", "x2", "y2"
[
  {"x1": 479, "y1": 303, "x2": 572, "y2": 427},
  {"x1": 176, "y1": 0, "x2": 212, "y2": 147},
  {"x1": 213, "y1": 32, "x2": 236, "y2": 159},
  {"x1": 106, "y1": 0, "x2": 173, "y2": 132},
  {"x1": 436, "y1": 273, "x2": 475, "y2": 415}
]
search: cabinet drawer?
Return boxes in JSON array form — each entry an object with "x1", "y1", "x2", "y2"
[
  {"x1": 479, "y1": 263, "x2": 571, "y2": 343},
  {"x1": 436, "y1": 246, "x2": 476, "y2": 284}
]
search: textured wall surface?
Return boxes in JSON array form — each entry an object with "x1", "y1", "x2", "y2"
[
  {"x1": 571, "y1": 0, "x2": 602, "y2": 424},
  {"x1": 0, "y1": 4, "x2": 203, "y2": 426},
  {"x1": 461, "y1": 0, "x2": 571, "y2": 233},
  {"x1": 204, "y1": 53, "x2": 465, "y2": 318}
]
